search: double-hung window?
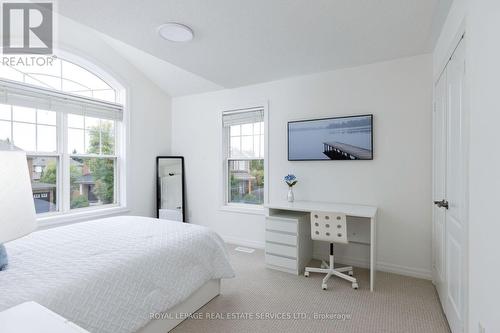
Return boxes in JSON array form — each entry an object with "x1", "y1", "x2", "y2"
[
  {"x1": 222, "y1": 107, "x2": 265, "y2": 206},
  {"x1": 0, "y1": 57, "x2": 124, "y2": 218}
]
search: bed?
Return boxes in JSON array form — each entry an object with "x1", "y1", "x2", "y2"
[{"x1": 0, "y1": 216, "x2": 235, "y2": 333}]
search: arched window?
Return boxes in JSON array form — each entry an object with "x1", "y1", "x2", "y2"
[
  {"x1": 0, "y1": 55, "x2": 125, "y2": 218},
  {"x1": 0, "y1": 57, "x2": 117, "y2": 103}
]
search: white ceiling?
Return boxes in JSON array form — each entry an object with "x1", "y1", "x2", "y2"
[
  {"x1": 56, "y1": 0, "x2": 452, "y2": 91},
  {"x1": 99, "y1": 33, "x2": 223, "y2": 96}
]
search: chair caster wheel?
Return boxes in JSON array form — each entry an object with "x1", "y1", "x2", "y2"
[
  {"x1": 348, "y1": 271, "x2": 353, "y2": 276},
  {"x1": 322, "y1": 284, "x2": 327, "y2": 290},
  {"x1": 304, "y1": 271, "x2": 309, "y2": 277},
  {"x1": 352, "y1": 282, "x2": 359, "y2": 289}
]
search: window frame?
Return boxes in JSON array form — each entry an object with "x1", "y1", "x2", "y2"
[
  {"x1": 16, "y1": 105, "x2": 122, "y2": 219},
  {"x1": 220, "y1": 102, "x2": 268, "y2": 215},
  {"x1": 0, "y1": 51, "x2": 128, "y2": 225},
  {"x1": 65, "y1": 114, "x2": 121, "y2": 213}
]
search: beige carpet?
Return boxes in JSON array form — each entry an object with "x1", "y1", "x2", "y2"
[{"x1": 172, "y1": 245, "x2": 450, "y2": 333}]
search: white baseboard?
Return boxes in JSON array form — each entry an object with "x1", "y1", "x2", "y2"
[
  {"x1": 222, "y1": 236, "x2": 265, "y2": 249},
  {"x1": 315, "y1": 253, "x2": 432, "y2": 280},
  {"x1": 223, "y1": 238, "x2": 432, "y2": 280},
  {"x1": 375, "y1": 260, "x2": 432, "y2": 280}
]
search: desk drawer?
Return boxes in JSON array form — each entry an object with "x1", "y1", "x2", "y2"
[
  {"x1": 265, "y1": 254, "x2": 297, "y2": 271},
  {"x1": 266, "y1": 231, "x2": 297, "y2": 246},
  {"x1": 266, "y1": 242, "x2": 297, "y2": 258},
  {"x1": 265, "y1": 218, "x2": 297, "y2": 233}
]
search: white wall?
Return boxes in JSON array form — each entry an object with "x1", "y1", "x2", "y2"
[
  {"x1": 466, "y1": 1, "x2": 500, "y2": 332},
  {"x1": 172, "y1": 54, "x2": 433, "y2": 279},
  {"x1": 56, "y1": 16, "x2": 172, "y2": 218}
]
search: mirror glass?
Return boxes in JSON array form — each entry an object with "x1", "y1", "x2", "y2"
[{"x1": 157, "y1": 157, "x2": 184, "y2": 222}]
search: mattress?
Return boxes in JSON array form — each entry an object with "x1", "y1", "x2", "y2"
[{"x1": 0, "y1": 216, "x2": 235, "y2": 333}]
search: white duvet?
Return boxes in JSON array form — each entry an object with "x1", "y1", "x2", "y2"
[{"x1": 0, "y1": 216, "x2": 235, "y2": 333}]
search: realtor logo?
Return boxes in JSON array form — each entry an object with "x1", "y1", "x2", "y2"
[{"x1": 2, "y1": 2, "x2": 53, "y2": 54}]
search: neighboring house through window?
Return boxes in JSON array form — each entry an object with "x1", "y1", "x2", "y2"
[
  {"x1": 0, "y1": 56, "x2": 124, "y2": 218},
  {"x1": 222, "y1": 106, "x2": 266, "y2": 207}
]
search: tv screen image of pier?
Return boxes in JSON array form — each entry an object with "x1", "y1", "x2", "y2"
[{"x1": 288, "y1": 115, "x2": 373, "y2": 160}]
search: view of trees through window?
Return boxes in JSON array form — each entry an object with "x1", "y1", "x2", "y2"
[
  {"x1": 27, "y1": 156, "x2": 58, "y2": 214},
  {"x1": 69, "y1": 156, "x2": 115, "y2": 209},
  {"x1": 24, "y1": 120, "x2": 116, "y2": 212},
  {"x1": 68, "y1": 115, "x2": 116, "y2": 209},
  {"x1": 227, "y1": 120, "x2": 264, "y2": 205},
  {"x1": 229, "y1": 159, "x2": 264, "y2": 204},
  {"x1": 72, "y1": 119, "x2": 115, "y2": 209}
]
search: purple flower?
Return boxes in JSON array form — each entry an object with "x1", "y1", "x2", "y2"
[{"x1": 284, "y1": 174, "x2": 297, "y2": 187}]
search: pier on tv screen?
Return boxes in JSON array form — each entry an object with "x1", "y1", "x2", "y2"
[{"x1": 288, "y1": 114, "x2": 373, "y2": 161}]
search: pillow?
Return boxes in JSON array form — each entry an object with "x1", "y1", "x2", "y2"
[{"x1": 0, "y1": 244, "x2": 7, "y2": 271}]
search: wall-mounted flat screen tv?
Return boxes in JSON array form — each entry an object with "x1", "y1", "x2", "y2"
[{"x1": 288, "y1": 114, "x2": 373, "y2": 161}]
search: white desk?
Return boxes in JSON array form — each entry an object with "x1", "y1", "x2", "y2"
[{"x1": 265, "y1": 200, "x2": 378, "y2": 291}]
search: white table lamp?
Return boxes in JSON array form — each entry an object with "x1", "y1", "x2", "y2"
[{"x1": 0, "y1": 150, "x2": 37, "y2": 270}]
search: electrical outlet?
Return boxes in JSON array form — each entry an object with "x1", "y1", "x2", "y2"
[{"x1": 478, "y1": 322, "x2": 485, "y2": 333}]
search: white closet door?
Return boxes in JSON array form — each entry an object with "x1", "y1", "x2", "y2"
[
  {"x1": 432, "y1": 68, "x2": 447, "y2": 303},
  {"x1": 444, "y1": 38, "x2": 467, "y2": 333},
  {"x1": 433, "y1": 36, "x2": 467, "y2": 333}
]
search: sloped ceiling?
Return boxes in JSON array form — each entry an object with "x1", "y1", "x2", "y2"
[{"x1": 56, "y1": 0, "x2": 452, "y2": 93}]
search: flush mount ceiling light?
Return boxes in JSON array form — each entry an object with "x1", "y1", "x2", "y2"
[{"x1": 158, "y1": 23, "x2": 194, "y2": 42}]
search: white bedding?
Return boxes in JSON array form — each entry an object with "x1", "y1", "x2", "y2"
[{"x1": 0, "y1": 216, "x2": 234, "y2": 333}]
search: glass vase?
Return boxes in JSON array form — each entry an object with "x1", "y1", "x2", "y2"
[{"x1": 287, "y1": 187, "x2": 294, "y2": 202}]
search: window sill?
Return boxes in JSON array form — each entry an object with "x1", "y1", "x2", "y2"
[
  {"x1": 219, "y1": 204, "x2": 265, "y2": 216},
  {"x1": 36, "y1": 206, "x2": 130, "y2": 230}
]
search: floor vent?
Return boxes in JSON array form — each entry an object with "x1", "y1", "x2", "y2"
[{"x1": 235, "y1": 246, "x2": 255, "y2": 253}]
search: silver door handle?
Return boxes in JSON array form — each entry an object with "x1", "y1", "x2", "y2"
[{"x1": 434, "y1": 199, "x2": 449, "y2": 209}]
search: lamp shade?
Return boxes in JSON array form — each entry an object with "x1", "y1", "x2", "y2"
[{"x1": 0, "y1": 150, "x2": 37, "y2": 243}]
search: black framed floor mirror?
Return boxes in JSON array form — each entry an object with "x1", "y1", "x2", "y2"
[{"x1": 156, "y1": 156, "x2": 186, "y2": 222}]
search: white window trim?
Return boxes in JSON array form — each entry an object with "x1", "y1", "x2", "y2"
[{"x1": 219, "y1": 101, "x2": 269, "y2": 215}]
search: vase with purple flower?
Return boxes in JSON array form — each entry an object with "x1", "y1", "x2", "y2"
[{"x1": 284, "y1": 174, "x2": 298, "y2": 202}]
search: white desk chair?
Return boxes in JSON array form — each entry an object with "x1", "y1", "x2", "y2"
[{"x1": 304, "y1": 212, "x2": 359, "y2": 290}]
